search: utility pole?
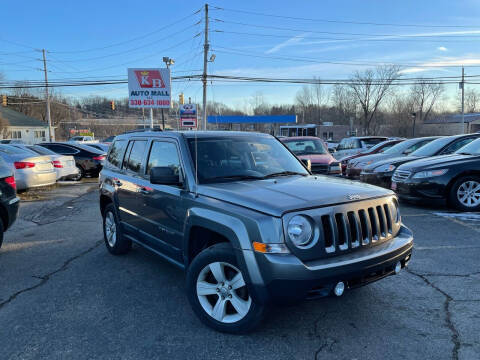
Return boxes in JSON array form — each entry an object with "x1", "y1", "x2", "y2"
[
  {"x1": 461, "y1": 66, "x2": 465, "y2": 134},
  {"x1": 202, "y1": 3, "x2": 209, "y2": 130},
  {"x1": 150, "y1": 108, "x2": 154, "y2": 129},
  {"x1": 142, "y1": 108, "x2": 145, "y2": 129},
  {"x1": 42, "y1": 49, "x2": 53, "y2": 141}
]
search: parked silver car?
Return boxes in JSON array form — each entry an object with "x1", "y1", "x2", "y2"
[
  {"x1": 12, "y1": 145, "x2": 79, "y2": 181},
  {"x1": 0, "y1": 145, "x2": 56, "y2": 190}
]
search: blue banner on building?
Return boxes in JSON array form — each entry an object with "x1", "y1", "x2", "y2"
[{"x1": 207, "y1": 115, "x2": 297, "y2": 124}]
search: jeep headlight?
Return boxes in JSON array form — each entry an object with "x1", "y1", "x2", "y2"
[
  {"x1": 287, "y1": 215, "x2": 313, "y2": 247},
  {"x1": 374, "y1": 164, "x2": 396, "y2": 173},
  {"x1": 412, "y1": 169, "x2": 448, "y2": 179}
]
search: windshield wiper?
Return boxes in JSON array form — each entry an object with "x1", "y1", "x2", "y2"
[
  {"x1": 456, "y1": 152, "x2": 472, "y2": 155},
  {"x1": 204, "y1": 175, "x2": 264, "y2": 183},
  {"x1": 263, "y1": 171, "x2": 308, "y2": 178}
]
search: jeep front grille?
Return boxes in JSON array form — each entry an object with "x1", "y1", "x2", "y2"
[
  {"x1": 284, "y1": 197, "x2": 400, "y2": 261},
  {"x1": 392, "y1": 170, "x2": 411, "y2": 182},
  {"x1": 320, "y1": 203, "x2": 394, "y2": 255}
]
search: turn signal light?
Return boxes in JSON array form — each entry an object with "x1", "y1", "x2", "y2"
[
  {"x1": 252, "y1": 242, "x2": 289, "y2": 254},
  {"x1": 14, "y1": 162, "x2": 35, "y2": 169}
]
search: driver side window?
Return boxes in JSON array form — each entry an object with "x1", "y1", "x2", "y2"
[{"x1": 146, "y1": 141, "x2": 181, "y2": 176}]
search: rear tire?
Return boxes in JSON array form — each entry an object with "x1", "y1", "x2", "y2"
[
  {"x1": 102, "y1": 203, "x2": 131, "y2": 255},
  {"x1": 448, "y1": 176, "x2": 480, "y2": 212},
  {"x1": 72, "y1": 165, "x2": 84, "y2": 181},
  {"x1": 186, "y1": 243, "x2": 266, "y2": 334}
]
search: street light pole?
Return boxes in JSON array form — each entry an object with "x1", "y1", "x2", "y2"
[{"x1": 162, "y1": 57, "x2": 174, "y2": 131}]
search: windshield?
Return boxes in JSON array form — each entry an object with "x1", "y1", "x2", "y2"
[
  {"x1": 410, "y1": 137, "x2": 453, "y2": 156},
  {"x1": 0, "y1": 145, "x2": 35, "y2": 156},
  {"x1": 28, "y1": 145, "x2": 56, "y2": 156},
  {"x1": 455, "y1": 138, "x2": 480, "y2": 155},
  {"x1": 70, "y1": 143, "x2": 105, "y2": 154},
  {"x1": 188, "y1": 136, "x2": 309, "y2": 183},
  {"x1": 360, "y1": 138, "x2": 386, "y2": 148},
  {"x1": 384, "y1": 138, "x2": 425, "y2": 155},
  {"x1": 283, "y1": 138, "x2": 327, "y2": 155}
]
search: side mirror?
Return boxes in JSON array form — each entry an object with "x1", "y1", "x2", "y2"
[
  {"x1": 300, "y1": 158, "x2": 312, "y2": 171},
  {"x1": 150, "y1": 167, "x2": 182, "y2": 186},
  {"x1": 329, "y1": 148, "x2": 336, "y2": 154}
]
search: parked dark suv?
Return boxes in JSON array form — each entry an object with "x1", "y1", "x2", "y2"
[{"x1": 99, "y1": 131, "x2": 413, "y2": 333}]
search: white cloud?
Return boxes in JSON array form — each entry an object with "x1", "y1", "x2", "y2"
[
  {"x1": 265, "y1": 34, "x2": 307, "y2": 54},
  {"x1": 437, "y1": 46, "x2": 448, "y2": 52}
]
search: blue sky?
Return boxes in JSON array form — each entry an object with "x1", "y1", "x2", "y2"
[{"x1": 2, "y1": 0, "x2": 480, "y2": 109}]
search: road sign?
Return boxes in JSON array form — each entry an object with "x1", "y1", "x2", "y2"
[
  {"x1": 128, "y1": 68, "x2": 171, "y2": 108},
  {"x1": 180, "y1": 104, "x2": 197, "y2": 128}
]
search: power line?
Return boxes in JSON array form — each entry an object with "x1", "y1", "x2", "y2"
[
  {"x1": 48, "y1": 23, "x2": 199, "y2": 63},
  {"x1": 214, "y1": 7, "x2": 480, "y2": 29},
  {"x1": 48, "y1": 8, "x2": 203, "y2": 54},
  {"x1": 214, "y1": 30, "x2": 480, "y2": 43},
  {"x1": 212, "y1": 46, "x2": 480, "y2": 68},
  {"x1": 216, "y1": 19, "x2": 480, "y2": 39}
]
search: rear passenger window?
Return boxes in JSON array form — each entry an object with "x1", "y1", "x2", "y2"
[
  {"x1": 107, "y1": 140, "x2": 127, "y2": 168},
  {"x1": 146, "y1": 141, "x2": 181, "y2": 175},
  {"x1": 123, "y1": 140, "x2": 147, "y2": 174}
]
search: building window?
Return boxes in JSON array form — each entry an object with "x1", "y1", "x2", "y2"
[
  {"x1": 9, "y1": 131, "x2": 22, "y2": 139},
  {"x1": 34, "y1": 130, "x2": 46, "y2": 138}
]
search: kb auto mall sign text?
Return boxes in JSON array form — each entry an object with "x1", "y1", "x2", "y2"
[{"x1": 128, "y1": 68, "x2": 171, "y2": 108}]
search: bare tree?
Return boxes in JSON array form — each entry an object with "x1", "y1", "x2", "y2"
[
  {"x1": 464, "y1": 89, "x2": 480, "y2": 113},
  {"x1": 410, "y1": 79, "x2": 444, "y2": 123},
  {"x1": 386, "y1": 94, "x2": 415, "y2": 137},
  {"x1": 295, "y1": 85, "x2": 313, "y2": 123},
  {"x1": 347, "y1": 65, "x2": 401, "y2": 135},
  {"x1": 331, "y1": 84, "x2": 356, "y2": 126}
]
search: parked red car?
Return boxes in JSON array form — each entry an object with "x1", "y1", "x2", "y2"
[
  {"x1": 281, "y1": 136, "x2": 341, "y2": 175},
  {"x1": 341, "y1": 139, "x2": 404, "y2": 176}
]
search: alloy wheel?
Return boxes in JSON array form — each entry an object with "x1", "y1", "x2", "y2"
[
  {"x1": 105, "y1": 211, "x2": 117, "y2": 247},
  {"x1": 457, "y1": 180, "x2": 480, "y2": 208},
  {"x1": 196, "y1": 261, "x2": 252, "y2": 323}
]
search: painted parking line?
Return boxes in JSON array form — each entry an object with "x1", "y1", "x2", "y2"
[{"x1": 434, "y1": 212, "x2": 480, "y2": 222}]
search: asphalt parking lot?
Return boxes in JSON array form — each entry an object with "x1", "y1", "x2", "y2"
[{"x1": 0, "y1": 184, "x2": 479, "y2": 360}]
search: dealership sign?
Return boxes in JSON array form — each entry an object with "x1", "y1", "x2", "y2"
[
  {"x1": 180, "y1": 104, "x2": 197, "y2": 128},
  {"x1": 128, "y1": 68, "x2": 171, "y2": 108}
]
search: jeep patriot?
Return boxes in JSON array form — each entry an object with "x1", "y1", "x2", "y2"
[{"x1": 99, "y1": 131, "x2": 413, "y2": 333}]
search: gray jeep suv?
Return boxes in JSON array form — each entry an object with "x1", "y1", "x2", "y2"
[{"x1": 99, "y1": 130, "x2": 413, "y2": 333}]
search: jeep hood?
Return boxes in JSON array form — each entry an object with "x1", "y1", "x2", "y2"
[{"x1": 198, "y1": 175, "x2": 392, "y2": 217}]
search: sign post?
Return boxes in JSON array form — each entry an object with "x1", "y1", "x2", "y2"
[
  {"x1": 180, "y1": 104, "x2": 197, "y2": 128},
  {"x1": 128, "y1": 68, "x2": 171, "y2": 129}
]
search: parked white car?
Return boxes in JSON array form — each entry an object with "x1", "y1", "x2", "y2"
[
  {"x1": 68, "y1": 136, "x2": 98, "y2": 144},
  {"x1": 0, "y1": 145, "x2": 57, "y2": 190},
  {"x1": 13, "y1": 145, "x2": 79, "y2": 181},
  {"x1": 335, "y1": 136, "x2": 389, "y2": 160}
]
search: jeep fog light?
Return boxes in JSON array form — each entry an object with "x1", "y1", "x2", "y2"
[
  {"x1": 287, "y1": 215, "x2": 313, "y2": 247},
  {"x1": 394, "y1": 262, "x2": 402, "y2": 274},
  {"x1": 334, "y1": 281, "x2": 345, "y2": 296}
]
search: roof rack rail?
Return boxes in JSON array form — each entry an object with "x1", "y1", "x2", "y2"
[{"x1": 121, "y1": 127, "x2": 163, "y2": 135}]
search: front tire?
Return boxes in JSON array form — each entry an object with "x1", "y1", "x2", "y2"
[
  {"x1": 186, "y1": 243, "x2": 266, "y2": 334},
  {"x1": 102, "y1": 203, "x2": 131, "y2": 255},
  {"x1": 449, "y1": 176, "x2": 480, "y2": 211}
]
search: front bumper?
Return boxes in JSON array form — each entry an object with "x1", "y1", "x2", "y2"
[
  {"x1": 393, "y1": 177, "x2": 447, "y2": 201},
  {"x1": 360, "y1": 171, "x2": 394, "y2": 188},
  {"x1": 248, "y1": 226, "x2": 413, "y2": 304},
  {"x1": 345, "y1": 167, "x2": 362, "y2": 178}
]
